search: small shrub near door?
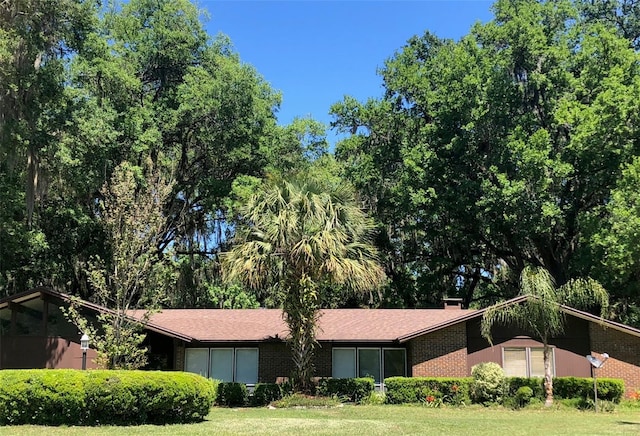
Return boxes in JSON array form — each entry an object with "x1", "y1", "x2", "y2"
[{"x1": 0, "y1": 370, "x2": 217, "y2": 426}]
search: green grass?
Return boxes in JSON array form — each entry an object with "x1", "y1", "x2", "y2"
[{"x1": 3, "y1": 404, "x2": 640, "y2": 435}]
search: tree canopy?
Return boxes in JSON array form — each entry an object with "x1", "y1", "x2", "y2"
[
  {"x1": 222, "y1": 173, "x2": 385, "y2": 390},
  {"x1": 331, "y1": 0, "x2": 640, "y2": 323},
  {"x1": 2, "y1": 0, "x2": 640, "y2": 329}
]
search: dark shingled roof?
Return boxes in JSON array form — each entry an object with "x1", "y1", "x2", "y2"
[
  {"x1": 5, "y1": 289, "x2": 639, "y2": 344},
  {"x1": 143, "y1": 308, "x2": 477, "y2": 343}
]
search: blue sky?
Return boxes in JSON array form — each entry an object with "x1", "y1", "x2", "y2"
[{"x1": 201, "y1": 1, "x2": 494, "y2": 145}]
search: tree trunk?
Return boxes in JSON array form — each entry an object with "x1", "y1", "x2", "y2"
[
  {"x1": 283, "y1": 278, "x2": 319, "y2": 393},
  {"x1": 543, "y1": 342, "x2": 554, "y2": 406}
]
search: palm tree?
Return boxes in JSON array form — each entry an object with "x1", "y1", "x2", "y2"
[
  {"x1": 481, "y1": 266, "x2": 609, "y2": 406},
  {"x1": 222, "y1": 176, "x2": 385, "y2": 391}
]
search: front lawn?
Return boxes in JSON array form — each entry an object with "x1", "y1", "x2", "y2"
[{"x1": 4, "y1": 405, "x2": 640, "y2": 435}]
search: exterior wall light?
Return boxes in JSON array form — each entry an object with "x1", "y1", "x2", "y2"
[{"x1": 80, "y1": 333, "x2": 90, "y2": 370}]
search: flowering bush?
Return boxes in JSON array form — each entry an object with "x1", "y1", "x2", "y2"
[{"x1": 470, "y1": 362, "x2": 507, "y2": 405}]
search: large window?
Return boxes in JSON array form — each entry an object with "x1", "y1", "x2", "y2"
[
  {"x1": 502, "y1": 347, "x2": 554, "y2": 377},
  {"x1": 185, "y1": 347, "x2": 259, "y2": 384},
  {"x1": 332, "y1": 347, "x2": 406, "y2": 384}
]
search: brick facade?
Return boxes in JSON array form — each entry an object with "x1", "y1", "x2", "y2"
[
  {"x1": 258, "y1": 341, "x2": 334, "y2": 382},
  {"x1": 408, "y1": 323, "x2": 468, "y2": 377},
  {"x1": 174, "y1": 340, "x2": 185, "y2": 371},
  {"x1": 314, "y1": 342, "x2": 333, "y2": 378},
  {"x1": 258, "y1": 342, "x2": 295, "y2": 383},
  {"x1": 169, "y1": 316, "x2": 640, "y2": 398},
  {"x1": 590, "y1": 323, "x2": 640, "y2": 397}
]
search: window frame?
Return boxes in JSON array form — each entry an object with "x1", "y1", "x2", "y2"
[
  {"x1": 185, "y1": 347, "x2": 259, "y2": 386},
  {"x1": 234, "y1": 347, "x2": 259, "y2": 385},
  {"x1": 209, "y1": 347, "x2": 234, "y2": 382},
  {"x1": 382, "y1": 347, "x2": 407, "y2": 380},
  {"x1": 331, "y1": 346, "x2": 407, "y2": 387},
  {"x1": 501, "y1": 346, "x2": 555, "y2": 378},
  {"x1": 185, "y1": 347, "x2": 210, "y2": 378},
  {"x1": 332, "y1": 347, "x2": 357, "y2": 379}
]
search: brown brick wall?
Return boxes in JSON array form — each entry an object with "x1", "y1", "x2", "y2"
[
  {"x1": 174, "y1": 340, "x2": 185, "y2": 371},
  {"x1": 408, "y1": 323, "x2": 467, "y2": 377},
  {"x1": 314, "y1": 342, "x2": 333, "y2": 378},
  {"x1": 590, "y1": 323, "x2": 640, "y2": 397},
  {"x1": 258, "y1": 341, "x2": 333, "y2": 382},
  {"x1": 258, "y1": 342, "x2": 295, "y2": 383}
]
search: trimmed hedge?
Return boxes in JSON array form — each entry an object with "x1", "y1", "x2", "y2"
[
  {"x1": 317, "y1": 378, "x2": 374, "y2": 403},
  {"x1": 553, "y1": 377, "x2": 624, "y2": 403},
  {"x1": 217, "y1": 382, "x2": 249, "y2": 407},
  {"x1": 506, "y1": 377, "x2": 624, "y2": 403},
  {"x1": 506, "y1": 377, "x2": 545, "y2": 400},
  {"x1": 384, "y1": 377, "x2": 472, "y2": 405},
  {"x1": 383, "y1": 376, "x2": 624, "y2": 406},
  {"x1": 0, "y1": 369, "x2": 217, "y2": 426},
  {"x1": 251, "y1": 383, "x2": 283, "y2": 406}
]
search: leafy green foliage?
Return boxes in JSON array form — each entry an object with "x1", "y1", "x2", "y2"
[
  {"x1": 515, "y1": 386, "x2": 534, "y2": 407},
  {"x1": 481, "y1": 266, "x2": 609, "y2": 405},
  {"x1": 589, "y1": 156, "x2": 640, "y2": 325},
  {"x1": 317, "y1": 378, "x2": 375, "y2": 403},
  {"x1": 331, "y1": 0, "x2": 640, "y2": 313},
  {"x1": 553, "y1": 377, "x2": 624, "y2": 403},
  {"x1": 0, "y1": 0, "x2": 296, "y2": 305},
  {"x1": 222, "y1": 174, "x2": 385, "y2": 391},
  {"x1": 251, "y1": 383, "x2": 284, "y2": 406},
  {"x1": 383, "y1": 377, "x2": 472, "y2": 405},
  {"x1": 506, "y1": 377, "x2": 545, "y2": 401},
  {"x1": 216, "y1": 382, "x2": 249, "y2": 407},
  {"x1": 470, "y1": 363, "x2": 507, "y2": 405},
  {"x1": 0, "y1": 370, "x2": 216, "y2": 425}
]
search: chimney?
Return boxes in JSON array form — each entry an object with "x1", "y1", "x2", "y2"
[{"x1": 442, "y1": 297, "x2": 464, "y2": 310}]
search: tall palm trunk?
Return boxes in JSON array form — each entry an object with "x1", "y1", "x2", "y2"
[{"x1": 283, "y1": 276, "x2": 319, "y2": 393}]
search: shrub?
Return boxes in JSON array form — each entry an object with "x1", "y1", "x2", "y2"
[
  {"x1": 0, "y1": 370, "x2": 216, "y2": 426},
  {"x1": 0, "y1": 369, "x2": 86, "y2": 425},
  {"x1": 515, "y1": 386, "x2": 534, "y2": 408},
  {"x1": 470, "y1": 362, "x2": 506, "y2": 404},
  {"x1": 360, "y1": 391, "x2": 386, "y2": 405},
  {"x1": 217, "y1": 382, "x2": 249, "y2": 407},
  {"x1": 384, "y1": 377, "x2": 472, "y2": 405},
  {"x1": 84, "y1": 371, "x2": 216, "y2": 424},
  {"x1": 317, "y1": 378, "x2": 374, "y2": 403},
  {"x1": 506, "y1": 377, "x2": 544, "y2": 401},
  {"x1": 252, "y1": 383, "x2": 283, "y2": 406},
  {"x1": 571, "y1": 397, "x2": 617, "y2": 412},
  {"x1": 553, "y1": 377, "x2": 624, "y2": 403}
]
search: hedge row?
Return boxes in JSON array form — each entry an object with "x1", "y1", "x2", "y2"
[
  {"x1": 216, "y1": 382, "x2": 292, "y2": 407},
  {"x1": 317, "y1": 378, "x2": 374, "y2": 403},
  {"x1": 384, "y1": 377, "x2": 472, "y2": 405},
  {"x1": 384, "y1": 376, "x2": 624, "y2": 404},
  {"x1": 0, "y1": 370, "x2": 217, "y2": 426},
  {"x1": 553, "y1": 377, "x2": 624, "y2": 402}
]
